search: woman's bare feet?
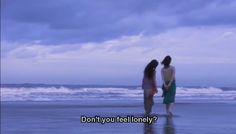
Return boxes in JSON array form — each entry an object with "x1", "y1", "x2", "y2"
[{"x1": 167, "y1": 111, "x2": 173, "y2": 117}]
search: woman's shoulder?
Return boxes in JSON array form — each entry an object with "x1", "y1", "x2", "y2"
[
  {"x1": 162, "y1": 66, "x2": 175, "y2": 70},
  {"x1": 170, "y1": 65, "x2": 175, "y2": 71}
]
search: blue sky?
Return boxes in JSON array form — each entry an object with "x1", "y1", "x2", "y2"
[{"x1": 1, "y1": 0, "x2": 236, "y2": 86}]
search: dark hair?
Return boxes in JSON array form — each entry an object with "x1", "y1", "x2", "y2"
[
  {"x1": 144, "y1": 59, "x2": 159, "y2": 79},
  {"x1": 161, "y1": 55, "x2": 172, "y2": 68}
]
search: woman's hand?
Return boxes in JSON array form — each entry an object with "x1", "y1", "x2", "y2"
[
  {"x1": 152, "y1": 88, "x2": 158, "y2": 95},
  {"x1": 164, "y1": 85, "x2": 169, "y2": 91},
  {"x1": 154, "y1": 88, "x2": 158, "y2": 94}
]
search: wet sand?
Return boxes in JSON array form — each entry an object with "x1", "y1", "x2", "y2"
[{"x1": 1, "y1": 101, "x2": 236, "y2": 134}]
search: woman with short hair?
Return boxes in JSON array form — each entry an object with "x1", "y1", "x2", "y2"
[{"x1": 161, "y1": 56, "x2": 176, "y2": 116}]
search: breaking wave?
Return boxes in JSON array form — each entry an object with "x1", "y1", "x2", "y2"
[{"x1": 1, "y1": 85, "x2": 236, "y2": 102}]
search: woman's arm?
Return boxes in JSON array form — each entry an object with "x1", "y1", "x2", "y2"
[
  {"x1": 161, "y1": 68, "x2": 168, "y2": 87},
  {"x1": 167, "y1": 66, "x2": 175, "y2": 87},
  {"x1": 152, "y1": 72, "x2": 158, "y2": 93}
]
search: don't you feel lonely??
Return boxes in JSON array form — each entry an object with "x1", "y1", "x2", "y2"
[{"x1": 80, "y1": 115, "x2": 158, "y2": 124}]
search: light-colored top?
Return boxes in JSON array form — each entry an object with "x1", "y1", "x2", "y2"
[
  {"x1": 161, "y1": 65, "x2": 175, "y2": 86},
  {"x1": 142, "y1": 71, "x2": 157, "y2": 90}
]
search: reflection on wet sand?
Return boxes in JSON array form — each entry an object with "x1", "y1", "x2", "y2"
[
  {"x1": 163, "y1": 116, "x2": 175, "y2": 134},
  {"x1": 143, "y1": 115, "x2": 176, "y2": 134},
  {"x1": 143, "y1": 122, "x2": 156, "y2": 134}
]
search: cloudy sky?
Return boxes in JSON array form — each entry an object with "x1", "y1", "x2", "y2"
[{"x1": 1, "y1": 0, "x2": 236, "y2": 86}]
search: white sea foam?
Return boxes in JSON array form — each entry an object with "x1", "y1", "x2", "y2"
[{"x1": 1, "y1": 86, "x2": 236, "y2": 102}]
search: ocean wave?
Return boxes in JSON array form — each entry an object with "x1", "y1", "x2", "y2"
[{"x1": 1, "y1": 86, "x2": 236, "y2": 102}]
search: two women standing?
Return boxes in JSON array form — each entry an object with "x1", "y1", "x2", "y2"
[{"x1": 142, "y1": 56, "x2": 176, "y2": 116}]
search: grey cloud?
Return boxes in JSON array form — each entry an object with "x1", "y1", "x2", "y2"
[
  {"x1": 179, "y1": 0, "x2": 236, "y2": 26},
  {"x1": 1, "y1": 0, "x2": 236, "y2": 44}
]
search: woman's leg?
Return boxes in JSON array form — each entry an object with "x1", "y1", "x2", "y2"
[
  {"x1": 144, "y1": 97, "x2": 148, "y2": 114},
  {"x1": 165, "y1": 104, "x2": 169, "y2": 115},
  {"x1": 166, "y1": 103, "x2": 174, "y2": 116},
  {"x1": 169, "y1": 103, "x2": 174, "y2": 115},
  {"x1": 144, "y1": 97, "x2": 153, "y2": 114},
  {"x1": 148, "y1": 96, "x2": 154, "y2": 114}
]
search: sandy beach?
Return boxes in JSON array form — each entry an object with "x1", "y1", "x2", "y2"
[{"x1": 1, "y1": 100, "x2": 236, "y2": 134}]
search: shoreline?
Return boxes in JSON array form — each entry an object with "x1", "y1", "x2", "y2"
[{"x1": 2, "y1": 100, "x2": 236, "y2": 105}]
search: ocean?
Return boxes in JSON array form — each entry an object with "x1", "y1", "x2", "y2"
[
  {"x1": 1, "y1": 84, "x2": 236, "y2": 103},
  {"x1": 2, "y1": 84, "x2": 236, "y2": 134}
]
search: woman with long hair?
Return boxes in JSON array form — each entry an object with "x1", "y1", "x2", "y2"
[
  {"x1": 161, "y1": 56, "x2": 176, "y2": 116},
  {"x1": 142, "y1": 59, "x2": 158, "y2": 115}
]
